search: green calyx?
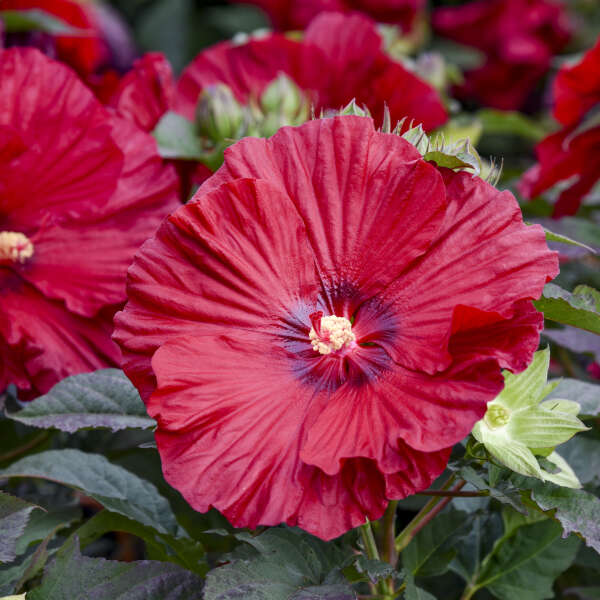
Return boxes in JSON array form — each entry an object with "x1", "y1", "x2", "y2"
[{"x1": 472, "y1": 348, "x2": 588, "y2": 488}]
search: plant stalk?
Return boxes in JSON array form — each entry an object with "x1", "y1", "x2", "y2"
[{"x1": 395, "y1": 474, "x2": 466, "y2": 554}]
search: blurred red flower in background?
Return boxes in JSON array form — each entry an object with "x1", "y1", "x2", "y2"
[
  {"x1": 175, "y1": 12, "x2": 447, "y2": 131},
  {"x1": 1, "y1": 0, "x2": 136, "y2": 100},
  {"x1": 520, "y1": 37, "x2": 600, "y2": 216},
  {"x1": 433, "y1": 0, "x2": 571, "y2": 110},
  {"x1": 239, "y1": 0, "x2": 424, "y2": 32},
  {"x1": 114, "y1": 116, "x2": 557, "y2": 539},
  {"x1": 0, "y1": 48, "x2": 179, "y2": 399}
]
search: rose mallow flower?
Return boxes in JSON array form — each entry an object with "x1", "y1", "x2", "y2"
[
  {"x1": 433, "y1": 0, "x2": 571, "y2": 110},
  {"x1": 1, "y1": 0, "x2": 136, "y2": 100},
  {"x1": 0, "y1": 48, "x2": 180, "y2": 399},
  {"x1": 238, "y1": 0, "x2": 425, "y2": 32},
  {"x1": 519, "y1": 37, "x2": 600, "y2": 217},
  {"x1": 114, "y1": 115, "x2": 558, "y2": 540},
  {"x1": 174, "y1": 12, "x2": 447, "y2": 132}
]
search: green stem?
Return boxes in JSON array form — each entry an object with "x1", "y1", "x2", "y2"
[
  {"x1": 395, "y1": 475, "x2": 465, "y2": 554},
  {"x1": 360, "y1": 520, "x2": 381, "y2": 561},
  {"x1": 360, "y1": 521, "x2": 395, "y2": 599},
  {"x1": 416, "y1": 489, "x2": 486, "y2": 498},
  {"x1": 459, "y1": 583, "x2": 477, "y2": 600},
  {"x1": 381, "y1": 501, "x2": 398, "y2": 566}
]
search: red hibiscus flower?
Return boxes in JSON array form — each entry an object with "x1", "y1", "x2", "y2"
[
  {"x1": 1, "y1": 0, "x2": 136, "y2": 100},
  {"x1": 0, "y1": 48, "x2": 179, "y2": 399},
  {"x1": 239, "y1": 0, "x2": 424, "y2": 32},
  {"x1": 433, "y1": 0, "x2": 571, "y2": 110},
  {"x1": 114, "y1": 116, "x2": 557, "y2": 539},
  {"x1": 554, "y1": 37, "x2": 600, "y2": 126},
  {"x1": 519, "y1": 37, "x2": 600, "y2": 216},
  {"x1": 174, "y1": 12, "x2": 447, "y2": 132}
]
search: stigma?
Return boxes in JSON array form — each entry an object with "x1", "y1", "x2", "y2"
[
  {"x1": 0, "y1": 231, "x2": 34, "y2": 264},
  {"x1": 309, "y1": 311, "x2": 356, "y2": 355}
]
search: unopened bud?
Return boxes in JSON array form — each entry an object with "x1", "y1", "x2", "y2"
[
  {"x1": 260, "y1": 73, "x2": 308, "y2": 121},
  {"x1": 196, "y1": 84, "x2": 244, "y2": 142}
]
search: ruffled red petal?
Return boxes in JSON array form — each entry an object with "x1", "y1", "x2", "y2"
[
  {"x1": 433, "y1": 0, "x2": 570, "y2": 110},
  {"x1": 368, "y1": 169, "x2": 557, "y2": 373},
  {"x1": 151, "y1": 331, "x2": 447, "y2": 539},
  {"x1": 554, "y1": 37, "x2": 600, "y2": 126},
  {"x1": 0, "y1": 272, "x2": 120, "y2": 397},
  {"x1": 109, "y1": 53, "x2": 176, "y2": 132},
  {"x1": 0, "y1": 49, "x2": 179, "y2": 394},
  {"x1": 519, "y1": 125, "x2": 600, "y2": 217},
  {"x1": 114, "y1": 177, "x2": 321, "y2": 403},
  {"x1": 0, "y1": 49, "x2": 122, "y2": 228}
]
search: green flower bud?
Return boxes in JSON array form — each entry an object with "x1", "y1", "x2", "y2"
[
  {"x1": 472, "y1": 348, "x2": 587, "y2": 488},
  {"x1": 260, "y1": 73, "x2": 307, "y2": 120},
  {"x1": 195, "y1": 84, "x2": 245, "y2": 143}
]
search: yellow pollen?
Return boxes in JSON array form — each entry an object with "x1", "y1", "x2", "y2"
[
  {"x1": 309, "y1": 315, "x2": 356, "y2": 355},
  {"x1": 0, "y1": 231, "x2": 34, "y2": 264}
]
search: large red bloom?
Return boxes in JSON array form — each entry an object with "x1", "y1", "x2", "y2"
[
  {"x1": 433, "y1": 0, "x2": 571, "y2": 110},
  {"x1": 175, "y1": 12, "x2": 447, "y2": 131},
  {"x1": 114, "y1": 116, "x2": 557, "y2": 539},
  {"x1": 0, "y1": 48, "x2": 179, "y2": 398},
  {"x1": 239, "y1": 0, "x2": 424, "y2": 32},
  {"x1": 519, "y1": 37, "x2": 600, "y2": 216}
]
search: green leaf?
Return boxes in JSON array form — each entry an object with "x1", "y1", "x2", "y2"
[
  {"x1": 26, "y1": 537, "x2": 204, "y2": 600},
  {"x1": 349, "y1": 556, "x2": 394, "y2": 584},
  {"x1": 67, "y1": 510, "x2": 206, "y2": 573},
  {"x1": 498, "y1": 347, "x2": 551, "y2": 411},
  {"x1": 516, "y1": 477, "x2": 600, "y2": 554},
  {"x1": 458, "y1": 466, "x2": 526, "y2": 513},
  {"x1": 537, "y1": 225, "x2": 597, "y2": 253},
  {"x1": 477, "y1": 109, "x2": 546, "y2": 141},
  {"x1": 508, "y1": 406, "x2": 587, "y2": 448},
  {"x1": 403, "y1": 509, "x2": 467, "y2": 577},
  {"x1": 0, "y1": 9, "x2": 82, "y2": 34},
  {"x1": 472, "y1": 520, "x2": 579, "y2": 600},
  {"x1": 555, "y1": 433, "x2": 600, "y2": 485},
  {"x1": 0, "y1": 492, "x2": 41, "y2": 564},
  {"x1": 5, "y1": 369, "x2": 155, "y2": 433},
  {"x1": 204, "y1": 528, "x2": 356, "y2": 600},
  {"x1": 533, "y1": 283, "x2": 600, "y2": 334},
  {"x1": 0, "y1": 450, "x2": 181, "y2": 537},
  {"x1": 404, "y1": 575, "x2": 437, "y2": 600},
  {"x1": 152, "y1": 111, "x2": 205, "y2": 160},
  {"x1": 15, "y1": 507, "x2": 81, "y2": 556},
  {"x1": 545, "y1": 379, "x2": 600, "y2": 418}
]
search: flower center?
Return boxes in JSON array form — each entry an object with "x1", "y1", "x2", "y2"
[
  {"x1": 309, "y1": 311, "x2": 356, "y2": 355},
  {"x1": 0, "y1": 231, "x2": 34, "y2": 265},
  {"x1": 484, "y1": 403, "x2": 510, "y2": 429}
]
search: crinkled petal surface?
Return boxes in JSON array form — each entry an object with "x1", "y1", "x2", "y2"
[
  {"x1": 109, "y1": 52, "x2": 176, "y2": 132},
  {"x1": 150, "y1": 331, "x2": 448, "y2": 540},
  {"x1": 0, "y1": 49, "x2": 179, "y2": 396},
  {"x1": 115, "y1": 116, "x2": 558, "y2": 539}
]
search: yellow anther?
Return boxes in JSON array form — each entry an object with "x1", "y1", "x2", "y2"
[
  {"x1": 309, "y1": 314, "x2": 356, "y2": 355},
  {"x1": 0, "y1": 231, "x2": 34, "y2": 264}
]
